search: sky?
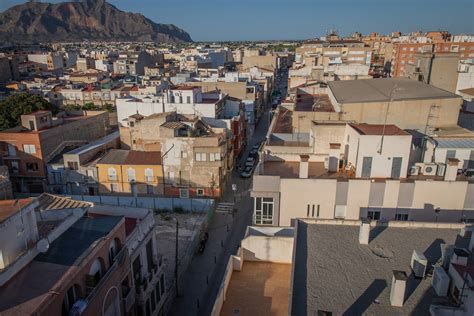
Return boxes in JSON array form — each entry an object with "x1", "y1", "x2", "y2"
[{"x1": 1, "y1": 0, "x2": 473, "y2": 41}]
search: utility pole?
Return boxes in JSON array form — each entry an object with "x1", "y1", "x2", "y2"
[{"x1": 175, "y1": 219, "x2": 179, "y2": 296}]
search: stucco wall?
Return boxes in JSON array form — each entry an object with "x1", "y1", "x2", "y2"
[{"x1": 257, "y1": 177, "x2": 474, "y2": 226}]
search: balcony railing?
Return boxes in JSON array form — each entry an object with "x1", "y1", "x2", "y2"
[
  {"x1": 123, "y1": 286, "x2": 136, "y2": 312},
  {"x1": 81, "y1": 247, "x2": 130, "y2": 313}
]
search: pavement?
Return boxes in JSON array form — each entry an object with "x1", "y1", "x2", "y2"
[{"x1": 169, "y1": 70, "x2": 288, "y2": 316}]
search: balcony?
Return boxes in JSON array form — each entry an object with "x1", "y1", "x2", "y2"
[
  {"x1": 123, "y1": 286, "x2": 136, "y2": 312},
  {"x1": 81, "y1": 247, "x2": 130, "y2": 314}
]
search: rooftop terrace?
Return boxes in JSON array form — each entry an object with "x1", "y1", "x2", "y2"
[{"x1": 221, "y1": 262, "x2": 291, "y2": 316}]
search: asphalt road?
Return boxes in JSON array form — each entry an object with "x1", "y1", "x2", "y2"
[
  {"x1": 169, "y1": 68, "x2": 288, "y2": 316},
  {"x1": 169, "y1": 108, "x2": 272, "y2": 316}
]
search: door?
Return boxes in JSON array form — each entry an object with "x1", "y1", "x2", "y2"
[
  {"x1": 391, "y1": 157, "x2": 403, "y2": 179},
  {"x1": 468, "y1": 150, "x2": 474, "y2": 169},
  {"x1": 445, "y1": 150, "x2": 456, "y2": 163},
  {"x1": 361, "y1": 157, "x2": 373, "y2": 178}
]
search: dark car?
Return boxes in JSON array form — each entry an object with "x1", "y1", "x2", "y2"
[{"x1": 240, "y1": 166, "x2": 253, "y2": 178}]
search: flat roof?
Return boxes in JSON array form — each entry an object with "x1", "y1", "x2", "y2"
[
  {"x1": 0, "y1": 199, "x2": 33, "y2": 224},
  {"x1": 0, "y1": 216, "x2": 122, "y2": 315},
  {"x1": 295, "y1": 94, "x2": 334, "y2": 112},
  {"x1": 221, "y1": 262, "x2": 291, "y2": 316},
  {"x1": 65, "y1": 131, "x2": 120, "y2": 156},
  {"x1": 458, "y1": 87, "x2": 474, "y2": 96},
  {"x1": 97, "y1": 149, "x2": 162, "y2": 165},
  {"x1": 291, "y1": 221, "x2": 466, "y2": 315},
  {"x1": 350, "y1": 123, "x2": 409, "y2": 136},
  {"x1": 328, "y1": 78, "x2": 460, "y2": 104}
]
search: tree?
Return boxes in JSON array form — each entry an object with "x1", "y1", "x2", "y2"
[
  {"x1": 0, "y1": 93, "x2": 59, "y2": 130},
  {"x1": 64, "y1": 103, "x2": 115, "y2": 113}
]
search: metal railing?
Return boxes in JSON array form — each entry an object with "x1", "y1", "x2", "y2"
[{"x1": 83, "y1": 247, "x2": 130, "y2": 308}]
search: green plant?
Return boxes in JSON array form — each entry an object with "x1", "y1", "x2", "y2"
[{"x1": 0, "y1": 93, "x2": 59, "y2": 130}]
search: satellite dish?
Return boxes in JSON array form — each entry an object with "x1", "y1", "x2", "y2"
[{"x1": 37, "y1": 238, "x2": 50, "y2": 253}]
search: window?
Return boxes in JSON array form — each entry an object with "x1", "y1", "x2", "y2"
[
  {"x1": 145, "y1": 168, "x2": 154, "y2": 182},
  {"x1": 155, "y1": 280, "x2": 161, "y2": 303},
  {"x1": 209, "y1": 153, "x2": 221, "y2": 162},
  {"x1": 127, "y1": 168, "x2": 136, "y2": 182},
  {"x1": 170, "y1": 95, "x2": 175, "y2": 103},
  {"x1": 187, "y1": 96, "x2": 191, "y2": 103},
  {"x1": 179, "y1": 96, "x2": 183, "y2": 103},
  {"x1": 160, "y1": 274, "x2": 165, "y2": 295},
  {"x1": 108, "y1": 239, "x2": 118, "y2": 266},
  {"x1": 195, "y1": 153, "x2": 207, "y2": 162},
  {"x1": 181, "y1": 151, "x2": 188, "y2": 158},
  {"x1": 7, "y1": 144, "x2": 16, "y2": 156},
  {"x1": 395, "y1": 213, "x2": 409, "y2": 221},
  {"x1": 446, "y1": 150, "x2": 456, "y2": 163},
  {"x1": 10, "y1": 161, "x2": 19, "y2": 174},
  {"x1": 26, "y1": 162, "x2": 39, "y2": 172},
  {"x1": 108, "y1": 167, "x2": 117, "y2": 181},
  {"x1": 367, "y1": 210, "x2": 381, "y2": 220},
  {"x1": 145, "y1": 299, "x2": 151, "y2": 316},
  {"x1": 179, "y1": 189, "x2": 189, "y2": 198},
  {"x1": 151, "y1": 290, "x2": 157, "y2": 311},
  {"x1": 67, "y1": 161, "x2": 79, "y2": 170},
  {"x1": 197, "y1": 188, "x2": 204, "y2": 197},
  {"x1": 110, "y1": 183, "x2": 119, "y2": 193},
  {"x1": 147, "y1": 185, "x2": 154, "y2": 194},
  {"x1": 255, "y1": 197, "x2": 274, "y2": 225},
  {"x1": 62, "y1": 285, "x2": 80, "y2": 316}
]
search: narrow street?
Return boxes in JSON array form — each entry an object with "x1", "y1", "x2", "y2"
[
  {"x1": 169, "y1": 109, "x2": 272, "y2": 316},
  {"x1": 169, "y1": 67, "x2": 288, "y2": 316}
]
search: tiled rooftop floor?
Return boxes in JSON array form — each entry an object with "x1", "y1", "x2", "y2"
[{"x1": 220, "y1": 262, "x2": 291, "y2": 316}]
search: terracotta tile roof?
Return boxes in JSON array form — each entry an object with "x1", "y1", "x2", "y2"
[
  {"x1": 98, "y1": 149, "x2": 162, "y2": 165},
  {"x1": 36, "y1": 193, "x2": 92, "y2": 211},
  {"x1": 349, "y1": 123, "x2": 409, "y2": 136}
]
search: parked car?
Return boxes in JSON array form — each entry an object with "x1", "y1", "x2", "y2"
[
  {"x1": 245, "y1": 157, "x2": 256, "y2": 168},
  {"x1": 252, "y1": 143, "x2": 261, "y2": 151},
  {"x1": 249, "y1": 148, "x2": 259, "y2": 158},
  {"x1": 240, "y1": 166, "x2": 253, "y2": 178}
]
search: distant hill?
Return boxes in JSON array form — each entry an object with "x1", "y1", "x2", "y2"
[{"x1": 0, "y1": 0, "x2": 192, "y2": 43}]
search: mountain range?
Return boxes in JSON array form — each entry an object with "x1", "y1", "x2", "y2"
[{"x1": 0, "y1": 0, "x2": 192, "y2": 43}]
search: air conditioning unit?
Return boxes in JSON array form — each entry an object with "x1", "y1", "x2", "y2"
[
  {"x1": 411, "y1": 250, "x2": 428, "y2": 278},
  {"x1": 422, "y1": 163, "x2": 438, "y2": 176},
  {"x1": 408, "y1": 165, "x2": 421, "y2": 176},
  {"x1": 436, "y1": 163, "x2": 447, "y2": 177},
  {"x1": 432, "y1": 267, "x2": 450, "y2": 297}
]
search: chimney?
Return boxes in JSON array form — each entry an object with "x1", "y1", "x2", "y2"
[
  {"x1": 328, "y1": 143, "x2": 341, "y2": 173},
  {"x1": 359, "y1": 219, "x2": 371, "y2": 245},
  {"x1": 390, "y1": 271, "x2": 407, "y2": 307},
  {"x1": 444, "y1": 158, "x2": 459, "y2": 181},
  {"x1": 299, "y1": 155, "x2": 309, "y2": 179}
]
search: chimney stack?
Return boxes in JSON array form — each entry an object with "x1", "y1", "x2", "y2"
[
  {"x1": 359, "y1": 219, "x2": 371, "y2": 245},
  {"x1": 444, "y1": 158, "x2": 459, "y2": 181},
  {"x1": 390, "y1": 271, "x2": 407, "y2": 307},
  {"x1": 299, "y1": 155, "x2": 309, "y2": 179}
]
